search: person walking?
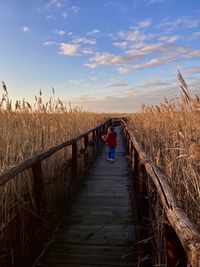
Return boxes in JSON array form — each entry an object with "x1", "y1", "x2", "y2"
[{"x1": 102, "y1": 126, "x2": 117, "y2": 162}]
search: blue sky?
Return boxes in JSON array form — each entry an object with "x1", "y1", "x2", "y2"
[{"x1": 1, "y1": 0, "x2": 200, "y2": 112}]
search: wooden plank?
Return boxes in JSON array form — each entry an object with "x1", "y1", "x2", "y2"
[
  {"x1": 46, "y1": 254, "x2": 135, "y2": 266},
  {"x1": 39, "y1": 126, "x2": 136, "y2": 267},
  {"x1": 47, "y1": 244, "x2": 135, "y2": 256},
  {"x1": 44, "y1": 264, "x2": 133, "y2": 267}
]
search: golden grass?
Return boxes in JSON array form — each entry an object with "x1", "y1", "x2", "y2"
[
  {"x1": 128, "y1": 71, "x2": 200, "y2": 233},
  {"x1": 0, "y1": 84, "x2": 111, "y2": 172},
  {"x1": 0, "y1": 83, "x2": 119, "y2": 266}
]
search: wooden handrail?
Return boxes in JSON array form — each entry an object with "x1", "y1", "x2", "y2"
[
  {"x1": 0, "y1": 118, "x2": 124, "y2": 186},
  {"x1": 122, "y1": 120, "x2": 200, "y2": 267}
]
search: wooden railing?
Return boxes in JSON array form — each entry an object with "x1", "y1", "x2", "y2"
[
  {"x1": 122, "y1": 120, "x2": 200, "y2": 267},
  {"x1": 0, "y1": 118, "x2": 123, "y2": 267},
  {"x1": 2, "y1": 117, "x2": 197, "y2": 267}
]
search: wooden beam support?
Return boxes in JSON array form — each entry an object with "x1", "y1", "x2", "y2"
[
  {"x1": 32, "y1": 160, "x2": 45, "y2": 214},
  {"x1": 71, "y1": 141, "x2": 78, "y2": 183}
]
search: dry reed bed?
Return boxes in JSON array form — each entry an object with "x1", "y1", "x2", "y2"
[
  {"x1": 0, "y1": 111, "x2": 107, "y2": 172},
  {"x1": 0, "y1": 84, "x2": 114, "y2": 265},
  {"x1": 128, "y1": 101, "x2": 200, "y2": 233},
  {"x1": 0, "y1": 83, "x2": 109, "y2": 172}
]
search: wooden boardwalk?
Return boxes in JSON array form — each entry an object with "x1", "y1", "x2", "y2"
[{"x1": 39, "y1": 127, "x2": 136, "y2": 267}]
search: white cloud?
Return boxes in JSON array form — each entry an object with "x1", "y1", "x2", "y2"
[
  {"x1": 59, "y1": 43, "x2": 80, "y2": 56},
  {"x1": 46, "y1": 15, "x2": 55, "y2": 19},
  {"x1": 59, "y1": 42, "x2": 94, "y2": 56},
  {"x1": 55, "y1": 30, "x2": 66, "y2": 35},
  {"x1": 117, "y1": 29, "x2": 154, "y2": 42},
  {"x1": 82, "y1": 47, "x2": 94, "y2": 54},
  {"x1": 84, "y1": 34, "x2": 200, "y2": 73},
  {"x1": 43, "y1": 41, "x2": 56, "y2": 46},
  {"x1": 85, "y1": 52, "x2": 140, "y2": 69},
  {"x1": 87, "y1": 29, "x2": 101, "y2": 35},
  {"x1": 73, "y1": 37, "x2": 96, "y2": 45},
  {"x1": 112, "y1": 41, "x2": 129, "y2": 49},
  {"x1": 71, "y1": 5, "x2": 80, "y2": 13},
  {"x1": 22, "y1": 26, "x2": 30, "y2": 33},
  {"x1": 83, "y1": 63, "x2": 97, "y2": 69},
  {"x1": 117, "y1": 67, "x2": 130, "y2": 74},
  {"x1": 44, "y1": 0, "x2": 64, "y2": 10},
  {"x1": 136, "y1": 18, "x2": 152, "y2": 29},
  {"x1": 157, "y1": 16, "x2": 200, "y2": 32},
  {"x1": 158, "y1": 35, "x2": 180, "y2": 43}
]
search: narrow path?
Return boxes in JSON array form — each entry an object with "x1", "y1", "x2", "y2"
[{"x1": 39, "y1": 126, "x2": 136, "y2": 267}]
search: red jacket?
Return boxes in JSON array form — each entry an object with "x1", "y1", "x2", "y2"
[{"x1": 102, "y1": 132, "x2": 117, "y2": 147}]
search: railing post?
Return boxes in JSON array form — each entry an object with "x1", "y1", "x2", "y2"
[
  {"x1": 32, "y1": 160, "x2": 45, "y2": 214},
  {"x1": 102, "y1": 124, "x2": 106, "y2": 136},
  {"x1": 138, "y1": 164, "x2": 152, "y2": 267},
  {"x1": 92, "y1": 130, "x2": 96, "y2": 151},
  {"x1": 165, "y1": 220, "x2": 187, "y2": 267},
  {"x1": 84, "y1": 135, "x2": 89, "y2": 168},
  {"x1": 95, "y1": 128, "x2": 99, "y2": 146},
  {"x1": 134, "y1": 149, "x2": 139, "y2": 178},
  {"x1": 71, "y1": 141, "x2": 78, "y2": 183}
]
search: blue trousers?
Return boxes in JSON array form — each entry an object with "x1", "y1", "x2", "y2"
[{"x1": 108, "y1": 147, "x2": 116, "y2": 160}]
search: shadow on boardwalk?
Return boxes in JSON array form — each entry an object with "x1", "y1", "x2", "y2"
[{"x1": 38, "y1": 126, "x2": 137, "y2": 267}]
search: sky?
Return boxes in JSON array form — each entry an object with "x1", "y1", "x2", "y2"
[{"x1": 0, "y1": 0, "x2": 200, "y2": 112}]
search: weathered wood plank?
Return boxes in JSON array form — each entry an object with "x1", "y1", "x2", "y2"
[
  {"x1": 46, "y1": 253, "x2": 135, "y2": 266},
  {"x1": 47, "y1": 244, "x2": 135, "y2": 256},
  {"x1": 39, "y1": 126, "x2": 136, "y2": 266}
]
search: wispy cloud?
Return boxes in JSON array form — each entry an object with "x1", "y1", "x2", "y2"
[
  {"x1": 117, "y1": 29, "x2": 154, "y2": 43},
  {"x1": 38, "y1": 1, "x2": 80, "y2": 18},
  {"x1": 71, "y1": 5, "x2": 80, "y2": 13},
  {"x1": 112, "y1": 41, "x2": 129, "y2": 49},
  {"x1": 147, "y1": 0, "x2": 165, "y2": 4},
  {"x1": 84, "y1": 39, "x2": 200, "y2": 74},
  {"x1": 60, "y1": 11, "x2": 67, "y2": 18},
  {"x1": 191, "y1": 32, "x2": 200, "y2": 39},
  {"x1": 22, "y1": 26, "x2": 31, "y2": 33},
  {"x1": 74, "y1": 94, "x2": 95, "y2": 102},
  {"x1": 70, "y1": 79, "x2": 89, "y2": 86},
  {"x1": 157, "y1": 16, "x2": 200, "y2": 33},
  {"x1": 43, "y1": 0, "x2": 65, "y2": 10},
  {"x1": 43, "y1": 41, "x2": 56, "y2": 46},
  {"x1": 134, "y1": 18, "x2": 153, "y2": 29},
  {"x1": 104, "y1": 2, "x2": 128, "y2": 14},
  {"x1": 105, "y1": 79, "x2": 128, "y2": 87},
  {"x1": 87, "y1": 29, "x2": 101, "y2": 35},
  {"x1": 73, "y1": 37, "x2": 96, "y2": 45},
  {"x1": 158, "y1": 35, "x2": 181, "y2": 43},
  {"x1": 55, "y1": 29, "x2": 66, "y2": 35},
  {"x1": 184, "y1": 66, "x2": 200, "y2": 75}
]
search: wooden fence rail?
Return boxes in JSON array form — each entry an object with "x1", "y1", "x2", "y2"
[
  {"x1": 122, "y1": 120, "x2": 200, "y2": 267},
  {"x1": 0, "y1": 118, "x2": 122, "y2": 267}
]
